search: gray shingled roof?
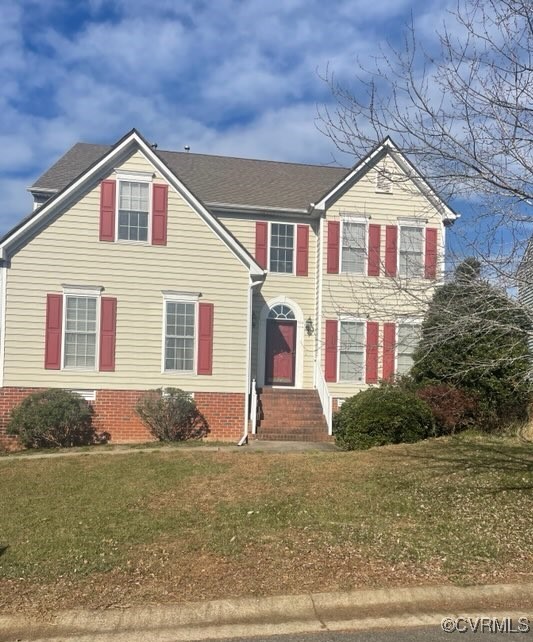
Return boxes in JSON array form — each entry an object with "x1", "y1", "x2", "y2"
[{"x1": 31, "y1": 143, "x2": 349, "y2": 211}]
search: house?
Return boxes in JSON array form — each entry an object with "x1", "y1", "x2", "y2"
[{"x1": 0, "y1": 129, "x2": 457, "y2": 445}]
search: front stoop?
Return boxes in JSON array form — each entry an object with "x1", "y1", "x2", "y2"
[{"x1": 255, "y1": 388, "x2": 331, "y2": 442}]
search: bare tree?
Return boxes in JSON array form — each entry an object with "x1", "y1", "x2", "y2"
[
  {"x1": 319, "y1": 0, "x2": 533, "y2": 279},
  {"x1": 318, "y1": 0, "x2": 533, "y2": 412}
]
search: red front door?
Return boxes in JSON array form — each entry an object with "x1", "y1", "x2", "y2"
[{"x1": 265, "y1": 319, "x2": 296, "y2": 386}]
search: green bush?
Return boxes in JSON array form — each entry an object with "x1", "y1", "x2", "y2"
[
  {"x1": 7, "y1": 389, "x2": 95, "y2": 448},
  {"x1": 135, "y1": 387, "x2": 209, "y2": 441},
  {"x1": 334, "y1": 384, "x2": 434, "y2": 450}
]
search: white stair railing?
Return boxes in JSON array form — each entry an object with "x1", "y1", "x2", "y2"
[
  {"x1": 314, "y1": 362, "x2": 332, "y2": 435},
  {"x1": 250, "y1": 378, "x2": 258, "y2": 434}
]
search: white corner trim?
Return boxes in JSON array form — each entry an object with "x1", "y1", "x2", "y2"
[
  {"x1": 257, "y1": 295, "x2": 305, "y2": 389},
  {"x1": 0, "y1": 265, "x2": 7, "y2": 388}
]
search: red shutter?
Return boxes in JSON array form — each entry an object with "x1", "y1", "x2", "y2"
[
  {"x1": 425, "y1": 228, "x2": 438, "y2": 279},
  {"x1": 99, "y1": 297, "x2": 117, "y2": 372},
  {"x1": 99, "y1": 180, "x2": 116, "y2": 242},
  {"x1": 324, "y1": 319, "x2": 338, "y2": 383},
  {"x1": 152, "y1": 184, "x2": 168, "y2": 246},
  {"x1": 197, "y1": 302, "x2": 214, "y2": 375},
  {"x1": 44, "y1": 294, "x2": 62, "y2": 370},
  {"x1": 382, "y1": 322, "x2": 396, "y2": 381},
  {"x1": 296, "y1": 224, "x2": 309, "y2": 276},
  {"x1": 327, "y1": 221, "x2": 340, "y2": 274},
  {"x1": 255, "y1": 222, "x2": 268, "y2": 269},
  {"x1": 385, "y1": 225, "x2": 398, "y2": 277},
  {"x1": 365, "y1": 321, "x2": 379, "y2": 384},
  {"x1": 368, "y1": 224, "x2": 381, "y2": 276}
]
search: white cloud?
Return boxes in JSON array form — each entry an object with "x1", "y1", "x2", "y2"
[{"x1": 0, "y1": 0, "x2": 445, "y2": 233}]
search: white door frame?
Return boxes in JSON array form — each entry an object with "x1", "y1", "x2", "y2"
[{"x1": 257, "y1": 296, "x2": 304, "y2": 388}]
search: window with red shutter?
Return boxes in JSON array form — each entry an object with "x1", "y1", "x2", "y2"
[
  {"x1": 296, "y1": 224, "x2": 309, "y2": 276},
  {"x1": 324, "y1": 319, "x2": 338, "y2": 382}
]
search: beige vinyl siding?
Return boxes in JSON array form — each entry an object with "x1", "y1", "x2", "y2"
[
  {"x1": 216, "y1": 213, "x2": 318, "y2": 389},
  {"x1": 321, "y1": 156, "x2": 444, "y2": 397},
  {"x1": 4, "y1": 150, "x2": 250, "y2": 392}
]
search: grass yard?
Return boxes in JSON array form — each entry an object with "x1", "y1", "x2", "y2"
[{"x1": 0, "y1": 433, "x2": 532, "y2": 614}]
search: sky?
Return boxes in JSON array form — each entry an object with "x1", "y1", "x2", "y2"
[{"x1": 0, "y1": 0, "x2": 456, "y2": 234}]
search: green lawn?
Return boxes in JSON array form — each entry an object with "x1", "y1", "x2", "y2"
[{"x1": 0, "y1": 433, "x2": 532, "y2": 614}]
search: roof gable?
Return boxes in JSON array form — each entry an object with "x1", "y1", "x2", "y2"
[
  {"x1": 313, "y1": 137, "x2": 458, "y2": 223},
  {"x1": 1, "y1": 129, "x2": 265, "y2": 276}
]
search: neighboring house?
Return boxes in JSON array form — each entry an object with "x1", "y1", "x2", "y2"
[{"x1": 0, "y1": 129, "x2": 457, "y2": 444}]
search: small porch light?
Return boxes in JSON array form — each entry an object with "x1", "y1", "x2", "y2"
[{"x1": 305, "y1": 317, "x2": 314, "y2": 336}]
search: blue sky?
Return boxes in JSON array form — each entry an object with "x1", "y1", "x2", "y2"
[{"x1": 1, "y1": 0, "x2": 455, "y2": 234}]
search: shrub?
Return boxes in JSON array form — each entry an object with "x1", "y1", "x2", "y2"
[
  {"x1": 7, "y1": 389, "x2": 95, "y2": 448},
  {"x1": 411, "y1": 259, "x2": 531, "y2": 431},
  {"x1": 415, "y1": 384, "x2": 479, "y2": 435},
  {"x1": 135, "y1": 388, "x2": 209, "y2": 441},
  {"x1": 334, "y1": 384, "x2": 434, "y2": 450}
]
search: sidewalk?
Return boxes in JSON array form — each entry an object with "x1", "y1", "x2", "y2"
[{"x1": 1, "y1": 583, "x2": 531, "y2": 642}]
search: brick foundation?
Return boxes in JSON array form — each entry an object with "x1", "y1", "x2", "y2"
[{"x1": 0, "y1": 387, "x2": 245, "y2": 448}]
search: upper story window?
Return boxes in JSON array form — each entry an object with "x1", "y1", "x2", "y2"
[
  {"x1": 339, "y1": 320, "x2": 365, "y2": 382},
  {"x1": 396, "y1": 323, "x2": 421, "y2": 375},
  {"x1": 341, "y1": 221, "x2": 366, "y2": 274},
  {"x1": 118, "y1": 181, "x2": 150, "y2": 242},
  {"x1": 399, "y1": 225, "x2": 424, "y2": 278},
  {"x1": 64, "y1": 295, "x2": 98, "y2": 369},
  {"x1": 270, "y1": 223, "x2": 294, "y2": 273},
  {"x1": 164, "y1": 300, "x2": 195, "y2": 372}
]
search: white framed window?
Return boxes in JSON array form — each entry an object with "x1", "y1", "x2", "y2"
[
  {"x1": 399, "y1": 225, "x2": 424, "y2": 278},
  {"x1": 269, "y1": 223, "x2": 294, "y2": 273},
  {"x1": 341, "y1": 219, "x2": 367, "y2": 274},
  {"x1": 63, "y1": 295, "x2": 99, "y2": 370},
  {"x1": 338, "y1": 319, "x2": 365, "y2": 382},
  {"x1": 396, "y1": 322, "x2": 421, "y2": 375},
  {"x1": 114, "y1": 170, "x2": 153, "y2": 243},
  {"x1": 163, "y1": 295, "x2": 197, "y2": 372}
]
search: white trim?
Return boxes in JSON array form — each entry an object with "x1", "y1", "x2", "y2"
[
  {"x1": 161, "y1": 296, "x2": 197, "y2": 375},
  {"x1": 395, "y1": 319, "x2": 423, "y2": 377},
  {"x1": 257, "y1": 296, "x2": 305, "y2": 388},
  {"x1": 0, "y1": 265, "x2": 7, "y2": 388},
  {"x1": 398, "y1": 222, "x2": 425, "y2": 279},
  {"x1": 244, "y1": 277, "x2": 261, "y2": 437},
  {"x1": 161, "y1": 290, "x2": 201, "y2": 301},
  {"x1": 69, "y1": 389, "x2": 97, "y2": 401},
  {"x1": 340, "y1": 218, "x2": 368, "y2": 276},
  {"x1": 114, "y1": 170, "x2": 154, "y2": 182},
  {"x1": 316, "y1": 216, "x2": 324, "y2": 380},
  {"x1": 209, "y1": 202, "x2": 308, "y2": 215},
  {"x1": 267, "y1": 221, "x2": 296, "y2": 275},
  {"x1": 115, "y1": 176, "x2": 152, "y2": 244},
  {"x1": 0, "y1": 130, "x2": 265, "y2": 278},
  {"x1": 61, "y1": 292, "x2": 101, "y2": 372},
  {"x1": 314, "y1": 138, "x2": 458, "y2": 223},
  {"x1": 62, "y1": 284, "x2": 104, "y2": 296},
  {"x1": 337, "y1": 317, "x2": 366, "y2": 384}
]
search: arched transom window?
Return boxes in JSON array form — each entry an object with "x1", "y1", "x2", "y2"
[{"x1": 268, "y1": 304, "x2": 295, "y2": 320}]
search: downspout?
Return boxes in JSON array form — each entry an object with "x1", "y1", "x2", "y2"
[{"x1": 238, "y1": 274, "x2": 263, "y2": 445}]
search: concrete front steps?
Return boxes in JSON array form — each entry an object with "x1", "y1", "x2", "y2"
[{"x1": 255, "y1": 388, "x2": 331, "y2": 442}]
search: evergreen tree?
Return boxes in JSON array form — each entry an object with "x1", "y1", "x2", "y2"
[{"x1": 411, "y1": 260, "x2": 531, "y2": 429}]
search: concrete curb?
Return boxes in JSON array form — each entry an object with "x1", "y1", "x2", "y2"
[{"x1": 1, "y1": 583, "x2": 532, "y2": 641}]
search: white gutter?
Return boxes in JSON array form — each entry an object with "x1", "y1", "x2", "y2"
[
  {"x1": 239, "y1": 275, "x2": 264, "y2": 445},
  {"x1": 210, "y1": 202, "x2": 309, "y2": 215}
]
